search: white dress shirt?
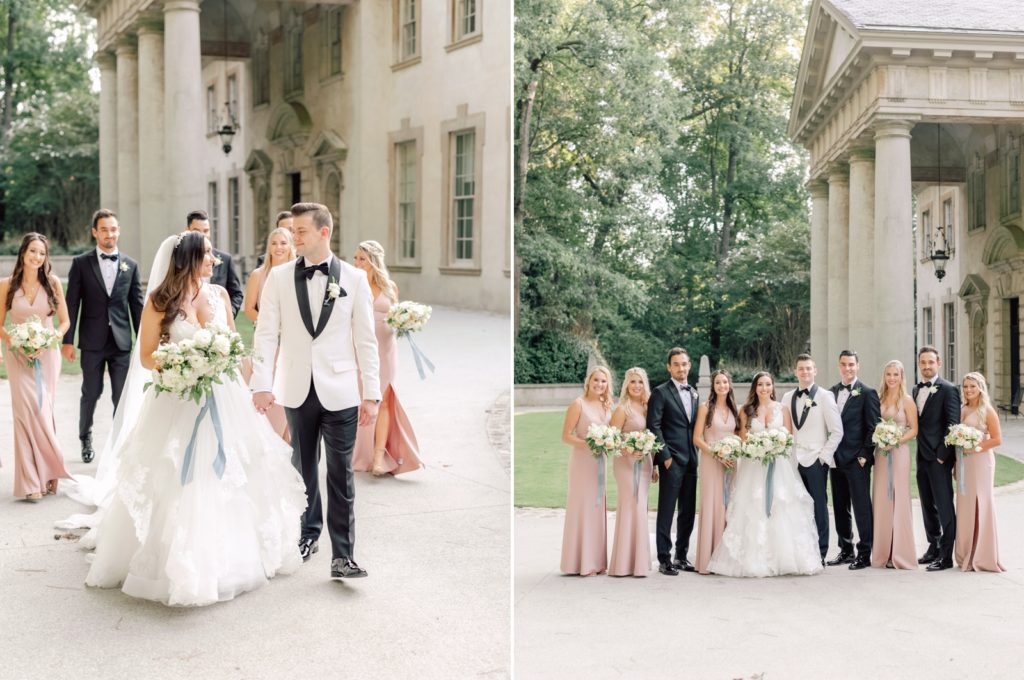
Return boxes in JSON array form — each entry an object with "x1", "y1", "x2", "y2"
[
  {"x1": 97, "y1": 247, "x2": 119, "y2": 295},
  {"x1": 303, "y1": 253, "x2": 334, "y2": 327},
  {"x1": 916, "y1": 379, "x2": 934, "y2": 414},
  {"x1": 837, "y1": 380, "x2": 855, "y2": 411},
  {"x1": 671, "y1": 378, "x2": 692, "y2": 421}
]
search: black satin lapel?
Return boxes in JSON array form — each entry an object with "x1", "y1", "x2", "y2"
[
  {"x1": 790, "y1": 391, "x2": 799, "y2": 428},
  {"x1": 293, "y1": 257, "x2": 316, "y2": 337},
  {"x1": 795, "y1": 384, "x2": 818, "y2": 430},
  {"x1": 88, "y1": 256, "x2": 108, "y2": 298},
  {"x1": 667, "y1": 383, "x2": 686, "y2": 422},
  {"x1": 312, "y1": 257, "x2": 343, "y2": 339}
]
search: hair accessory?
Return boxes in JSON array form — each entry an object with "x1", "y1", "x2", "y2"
[{"x1": 173, "y1": 232, "x2": 186, "y2": 249}]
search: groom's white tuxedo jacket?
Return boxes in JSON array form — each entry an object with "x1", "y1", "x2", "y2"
[
  {"x1": 782, "y1": 386, "x2": 843, "y2": 468},
  {"x1": 250, "y1": 254, "x2": 381, "y2": 411}
]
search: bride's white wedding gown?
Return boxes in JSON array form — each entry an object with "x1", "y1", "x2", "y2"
[
  {"x1": 84, "y1": 285, "x2": 307, "y2": 606},
  {"x1": 707, "y1": 403, "x2": 823, "y2": 577}
]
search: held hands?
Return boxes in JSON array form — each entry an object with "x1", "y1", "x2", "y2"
[
  {"x1": 61, "y1": 344, "x2": 76, "y2": 362},
  {"x1": 358, "y1": 399, "x2": 379, "y2": 426},
  {"x1": 253, "y1": 391, "x2": 275, "y2": 414}
]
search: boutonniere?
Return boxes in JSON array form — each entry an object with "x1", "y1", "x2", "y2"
[
  {"x1": 118, "y1": 261, "x2": 128, "y2": 273},
  {"x1": 213, "y1": 255, "x2": 223, "y2": 267},
  {"x1": 929, "y1": 385, "x2": 938, "y2": 394},
  {"x1": 803, "y1": 396, "x2": 816, "y2": 408},
  {"x1": 324, "y1": 276, "x2": 345, "y2": 306},
  {"x1": 851, "y1": 388, "x2": 861, "y2": 397}
]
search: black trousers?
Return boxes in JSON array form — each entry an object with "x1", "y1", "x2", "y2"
[
  {"x1": 830, "y1": 460, "x2": 874, "y2": 557},
  {"x1": 285, "y1": 380, "x2": 359, "y2": 560},
  {"x1": 78, "y1": 335, "x2": 131, "y2": 441},
  {"x1": 655, "y1": 457, "x2": 697, "y2": 564},
  {"x1": 916, "y1": 454, "x2": 956, "y2": 560},
  {"x1": 799, "y1": 460, "x2": 830, "y2": 558}
]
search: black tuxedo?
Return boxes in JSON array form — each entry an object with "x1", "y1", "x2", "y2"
[
  {"x1": 647, "y1": 380, "x2": 699, "y2": 565},
  {"x1": 62, "y1": 250, "x2": 144, "y2": 443},
  {"x1": 913, "y1": 376, "x2": 961, "y2": 561},
  {"x1": 829, "y1": 379, "x2": 880, "y2": 558},
  {"x1": 210, "y1": 248, "x2": 243, "y2": 317}
]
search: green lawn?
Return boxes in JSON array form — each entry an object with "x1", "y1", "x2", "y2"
[{"x1": 514, "y1": 410, "x2": 1024, "y2": 509}]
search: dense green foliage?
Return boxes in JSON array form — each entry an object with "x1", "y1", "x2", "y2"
[{"x1": 515, "y1": 0, "x2": 812, "y2": 385}]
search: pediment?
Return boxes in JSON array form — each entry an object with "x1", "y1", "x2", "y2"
[
  {"x1": 982, "y1": 225, "x2": 1024, "y2": 266},
  {"x1": 268, "y1": 101, "x2": 313, "y2": 149},
  {"x1": 307, "y1": 129, "x2": 348, "y2": 162},
  {"x1": 958, "y1": 273, "x2": 990, "y2": 300},
  {"x1": 244, "y1": 149, "x2": 273, "y2": 176}
]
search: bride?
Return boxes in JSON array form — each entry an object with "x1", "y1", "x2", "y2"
[
  {"x1": 707, "y1": 371, "x2": 823, "y2": 577},
  {"x1": 68, "y1": 231, "x2": 306, "y2": 606}
]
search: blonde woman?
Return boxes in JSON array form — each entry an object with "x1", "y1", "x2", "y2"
[
  {"x1": 955, "y1": 373, "x2": 1005, "y2": 572},
  {"x1": 351, "y1": 240, "x2": 423, "y2": 476},
  {"x1": 608, "y1": 367, "x2": 656, "y2": 577},
  {"x1": 560, "y1": 365, "x2": 613, "y2": 576},
  {"x1": 240, "y1": 227, "x2": 295, "y2": 444},
  {"x1": 871, "y1": 360, "x2": 919, "y2": 569}
]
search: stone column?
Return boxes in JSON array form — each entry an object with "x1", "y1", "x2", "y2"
[
  {"x1": 874, "y1": 119, "x2": 916, "y2": 379},
  {"x1": 848, "y1": 148, "x2": 877, "y2": 378},
  {"x1": 116, "y1": 41, "x2": 140, "y2": 260},
  {"x1": 97, "y1": 52, "x2": 118, "y2": 212},
  {"x1": 137, "y1": 24, "x2": 165, "y2": 273},
  {"x1": 809, "y1": 180, "x2": 829, "y2": 363},
  {"x1": 826, "y1": 164, "x2": 850, "y2": 386},
  {"x1": 163, "y1": 0, "x2": 204, "y2": 237}
]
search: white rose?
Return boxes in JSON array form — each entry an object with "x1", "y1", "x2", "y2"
[
  {"x1": 192, "y1": 329, "x2": 213, "y2": 348},
  {"x1": 212, "y1": 335, "x2": 231, "y2": 355}
]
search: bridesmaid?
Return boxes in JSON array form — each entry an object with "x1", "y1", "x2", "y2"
[
  {"x1": 608, "y1": 367, "x2": 656, "y2": 577},
  {"x1": 954, "y1": 372, "x2": 1005, "y2": 572},
  {"x1": 693, "y1": 369, "x2": 739, "y2": 575},
  {"x1": 241, "y1": 226, "x2": 295, "y2": 444},
  {"x1": 871, "y1": 360, "x2": 919, "y2": 569},
  {"x1": 351, "y1": 240, "x2": 423, "y2": 476},
  {"x1": 0, "y1": 233, "x2": 72, "y2": 500},
  {"x1": 560, "y1": 365, "x2": 613, "y2": 576}
]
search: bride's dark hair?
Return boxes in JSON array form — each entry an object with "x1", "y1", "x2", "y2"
[
  {"x1": 150, "y1": 231, "x2": 207, "y2": 341},
  {"x1": 741, "y1": 371, "x2": 776, "y2": 427}
]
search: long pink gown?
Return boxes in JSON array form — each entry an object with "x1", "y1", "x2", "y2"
[
  {"x1": 695, "y1": 407, "x2": 737, "y2": 574},
  {"x1": 954, "y1": 408, "x2": 1005, "y2": 572},
  {"x1": 560, "y1": 398, "x2": 610, "y2": 576},
  {"x1": 7, "y1": 289, "x2": 71, "y2": 497},
  {"x1": 870, "y1": 401, "x2": 917, "y2": 569},
  {"x1": 352, "y1": 292, "x2": 422, "y2": 474},
  {"x1": 608, "y1": 406, "x2": 653, "y2": 576},
  {"x1": 240, "y1": 270, "x2": 290, "y2": 444}
]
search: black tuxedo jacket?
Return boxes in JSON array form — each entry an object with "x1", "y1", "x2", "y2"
[
  {"x1": 913, "y1": 376, "x2": 961, "y2": 462},
  {"x1": 210, "y1": 248, "x2": 243, "y2": 317},
  {"x1": 63, "y1": 251, "x2": 144, "y2": 352},
  {"x1": 830, "y1": 379, "x2": 881, "y2": 466},
  {"x1": 647, "y1": 380, "x2": 699, "y2": 467}
]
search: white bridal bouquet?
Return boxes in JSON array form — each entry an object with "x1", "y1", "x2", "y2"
[
  {"x1": 620, "y1": 429, "x2": 663, "y2": 460},
  {"x1": 711, "y1": 434, "x2": 743, "y2": 464},
  {"x1": 871, "y1": 419, "x2": 905, "y2": 454},
  {"x1": 585, "y1": 423, "x2": 622, "y2": 459},
  {"x1": 740, "y1": 428, "x2": 793, "y2": 464},
  {"x1": 8, "y1": 316, "x2": 61, "y2": 363},
  {"x1": 386, "y1": 300, "x2": 432, "y2": 336},
  {"x1": 944, "y1": 423, "x2": 984, "y2": 453},
  {"x1": 144, "y1": 323, "x2": 246, "y2": 403}
]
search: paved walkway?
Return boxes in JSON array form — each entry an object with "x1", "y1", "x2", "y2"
[{"x1": 0, "y1": 306, "x2": 510, "y2": 680}]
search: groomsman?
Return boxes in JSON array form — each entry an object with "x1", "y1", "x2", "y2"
[
  {"x1": 783, "y1": 354, "x2": 843, "y2": 565},
  {"x1": 185, "y1": 210, "x2": 244, "y2": 316},
  {"x1": 647, "y1": 347, "x2": 699, "y2": 575},
  {"x1": 914, "y1": 345, "x2": 961, "y2": 571},
  {"x1": 61, "y1": 209, "x2": 144, "y2": 462},
  {"x1": 828, "y1": 350, "x2": 880, "y2": 570}
]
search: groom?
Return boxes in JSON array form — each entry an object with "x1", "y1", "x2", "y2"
[
  {"x1": 783, "y1": 354, "x2": 843, "y2": 566},
  {"x1": 251, "y1": 202, "x2": 381, "y2": 579}
]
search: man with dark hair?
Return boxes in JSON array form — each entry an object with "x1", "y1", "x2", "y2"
[
  {"x1": 914, "y1": 345, "x2": 961, "y2": 571},
  {"x1": 186, "y1": 210, "x2": 244, "y2": 316},
  {"x1": 256, "y1": 211, "x2": 295, "y2": 268},
  {"x1": 827, "y1": 350, "x2": 881, "y2": 570},
  {"x1": 61, "y1": 209, "x2": 145, "y2": 462},
  {"x1": 647, "y1": 347, "x2": 699, "y2": 574}
]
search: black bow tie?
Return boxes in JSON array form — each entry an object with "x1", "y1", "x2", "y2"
[
  {"x1": 302, "y1": 262, "x2": 329, "y2": 279},
  {"x1": 795, "y1": 388, "x2": 809, "y2": 398},
  {"x1": 841, "y1": 383, "x2": 853, "y2": 391},
  {"x1": 100, "y1": 253, "x2": 118, "y2": 261},
  {"x1": 677, "y1": 383, "x2": 689, "y2": 390},
  {"x1": 917, "y1": 381, "x2": 933, "y2": 390}
]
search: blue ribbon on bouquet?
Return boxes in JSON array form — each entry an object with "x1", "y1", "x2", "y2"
[
  {"x1": 595, "y1": 452, "x2": 606, "y2": 507},
  {"x1": 180, "y1": 393, "x2": 227, "y2": 486},
  {"x1": 632, "y1": 458, "x2": 643, "y2": 500},
  {"x1": 31, "y1": 358, "x2": 44, "y2": 410},
  {"x1": 403, "y1": 333, "x2": 435, "y2": 380},
  {"x1": 723, "y1": 469, "x2": 733, "y2": 508},
  {"x1": 957, "y1": 446, "x2": 966, "y2": 494},
  {"x1": 880, "y1": 447, "x2": 894, "y2": 502},
  {"x1": 765, "y1": 460, "x2": 776, "y2": 518}
]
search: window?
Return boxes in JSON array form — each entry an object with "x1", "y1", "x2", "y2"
[
  {"x1": 452, "y1": 131, "x2": 476, "y2": 261},
  {"x1": 324, "y1": 8, "x2": 343, "y2": 77},
  {"x1": 1002, "y1": 135, "x2": 1020, "y2": 221},
  {"x1": 969, "y1": 155, "x2": 986, "y2": 230},
  {"x1": 208, "y1": 181, "x2": 220, "y2": 246},
  {"x1": 923, "y1": 306, "x2": 934, "y2": 348},
  {"x1": 440, "y1": 106, "x2": 484, "y2": 272},
  {"x1": 228, "y1": 178, "x2": 240, "y2": 253},
  {"x1": 253, "y1": 33, "x2": 270, "y2": 107},
  {"x1": 944, "y1": 302, "x2": 956, "y2": 381},
  {"x1": 452, "y1": 0, "x2": 478, "y2": 42},
  {"x1": 942, "y1": 197, "x2": 954, "y2": 255},
  {"x1": 285, "y1": 16, "x2": 304, "y2": 96},
  {"x1": 921, "y1": 209, "x2": 932, "y2": 258},
  {"x1": 325, "y1": 173, "x2": 342, "y2": 255},
  {"x1": 397, "y1": 141, "x2": 417, "y2": 260},
  {"x1": 400, "y1": 0, "x2": 417, "y2": 60},
  {"x1": 227, "y1": 74, "x2": 239, "y2": 124},
  {"x1": 206, "y1": 85, "x2": 217, "y2": 134}
]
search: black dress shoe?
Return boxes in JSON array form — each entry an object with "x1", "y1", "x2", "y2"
[
  {"x1": 848, "y1": 556, "x2": 870, "y2": 570},
  {"x1": 81, "y1": 440, "x2": 94, "y2": 464},
  {"x1": 331, "y1": 558, "x2": 367, "y2": 578},
  {"x1": 926, "y1": 559, "x2": 953, "y2": 572},
  {"x1": 918, "y1": 548, "x2": 939, "y2": 565},
  {"x1": 658, "y1": 562, "x2": 679, "y2": 576},
  {"x1": 673, "y1": 558, "x2": 696, "y2": 573},
  {"x1": 826, "y1": 552, "x2": 855, "y2": 566},
  {"x1": 298, "y1": 538, "x2": 319, "y2": 562}
]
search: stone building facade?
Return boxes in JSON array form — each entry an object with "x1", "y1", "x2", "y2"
[{"x1": 81, "y1": 0, "x2": 510, "y2": 312}]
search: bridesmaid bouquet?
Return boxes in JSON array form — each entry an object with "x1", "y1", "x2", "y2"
[
  {"x1": 871, "y1": 419, "x2": 905, "y2": 454},
  {"x1": 585, "y1": 423, "x2": 622, "y2": 459},
  {"x1": 8, "y1": 316, "x2": 61, "y2": 364},
  {"x1": 144, "y1": 323, "x2": 247, "y2": 404},
  {"x1": 711, "y1": 435, "x2": 743, "y2": 464},
  {"x1": 620, "y1": 429, "x2": 663, "y2": 461},
  {"x1": 740, "y1": 428, "x2": 792, "y2": 464},
  {"x1": 944, "y1": 424, "x2": 983, "y2": 453},
  {"x1": 387, "y1": 300, "x2": 434, "y2": 379}
]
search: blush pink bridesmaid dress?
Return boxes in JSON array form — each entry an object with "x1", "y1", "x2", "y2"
[
  {"x1": 695, "y1": 407, "x2": 736, "y2": 574},
  {"x1": 352, "y1": 292, "x2": 422, "y2": 475},
  {"x1": 870, "y1": 401, "x2": 917, "y2": 569},
  {"x1": 560, "y1": 398, "x2": 610, "y2": 576},
  {"x1": 954, "y1": 408, "x2": 1005, "y2": 572},
  {"x1": 608, "y1": 406, "x2": 653, "y2": 576},
  {"x1": 7, "y1": 289, "x2": 71, "y2": 498}
]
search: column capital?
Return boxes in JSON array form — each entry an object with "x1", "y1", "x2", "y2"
[
  {"x1": 115, "y1": 37, "x2": 137, "y2": 55},
  {"x1": 95, "y1": 50, "x2": 117, "y2": 69},
  {"x1": 873, "y1": 117, "x2": 916, "y2": 140},
  {"x1": 849, "y1": 146, "x2": 876, "y2": 163},
  {"x1": 827, "y1": 162, "x2": 850, "y2": 184},
  {"x1": 137, "y1": 21, "x2": 164, "y2": 36},
  {"x1": 164, "y1": 0, "x2": 201, "y2": 13},
  {"x1": 807, "y1": 179, "x2": 829, "y2": 198}
]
